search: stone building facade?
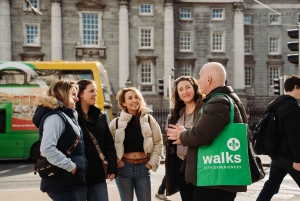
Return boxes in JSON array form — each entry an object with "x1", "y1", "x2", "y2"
[{"x1": 1, "y1": 0, "x2": 300, "y2": 112}]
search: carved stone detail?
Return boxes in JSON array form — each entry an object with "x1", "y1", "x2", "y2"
[
  {"x1": 119, "y1": 0, "x2": 128, "y2": 6},
  {"x1": 233, "y1": 2, "x2": 244, "y2": 13},
  {"x1": 75, "y1": 47, "x2": 107, "y2": 60},
  {"x1": 76, "y1": 0, "x2": 106, "y2": 10},
  {"x1": 20, "y1": 52, "x2": 44, "y2": 61},
  {"x1": 136, "y1": 55, "x2": 157, "y2": 65}
]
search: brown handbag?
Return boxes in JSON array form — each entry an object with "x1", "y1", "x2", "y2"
[{"x1": 83, "y1": 123, "x2": 108, "y2": 178}]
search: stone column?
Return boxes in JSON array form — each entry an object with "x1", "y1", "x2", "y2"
[
  {"x1": 164, "y1": 1, "x2": 174, "y2": 98},
  {"x1": 119, "y1": 0, "x2": 129, "y2": 89},
  {"x1": 51, "y1": 0, "x2": 62, "y2": 60},
  {"x1": 233, "y1": 3, "x2": 244, "y2": 89},
  {"x1": 0, "y1": 0, "x2": 11, "y2": 60}
]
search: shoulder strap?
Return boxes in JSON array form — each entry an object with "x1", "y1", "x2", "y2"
[{"x1": 116, "y1": 117, "x2": 119, "y2": 129}]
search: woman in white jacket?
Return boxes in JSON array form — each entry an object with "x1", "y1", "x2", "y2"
[{"x1": 109, "y1": 87, "x2": 163, "y2": 201}]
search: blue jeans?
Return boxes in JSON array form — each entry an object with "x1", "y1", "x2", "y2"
[
  {"x1": 47, "y1": 189, "x2": 80, "y2": 201},
  {"x1": 78, "y1": 181, "x2": 109, "y2": 201},
  {"x1": 257, "y1": 158, "x2": 300, "y2": 201},
  {"x1": 116, "y1": 162, "x2": 151, "y2": 201}
]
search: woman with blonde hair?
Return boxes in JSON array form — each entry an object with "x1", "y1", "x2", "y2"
[
  {"x1": 109, "y1": 87, "x2": 163, "y2": 201},
  {"x1": 32, "y1": 80, "x2": 86, "y2": 201}
]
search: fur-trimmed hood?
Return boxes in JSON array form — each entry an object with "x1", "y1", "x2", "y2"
[{"x1": 32, "y1": 93, "x2": 66, "y2": 129}]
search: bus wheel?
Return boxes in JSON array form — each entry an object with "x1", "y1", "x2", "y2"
[{"x1": 30, "y1": 142, "x2": 40, "y2": 161}]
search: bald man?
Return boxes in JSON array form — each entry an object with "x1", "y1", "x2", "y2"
[{"x1": 167, "y1": 62, "x2": 248, "y2": 201}]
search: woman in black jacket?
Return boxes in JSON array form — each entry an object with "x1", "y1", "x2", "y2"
[{"x1": 76, "y1": 79, "x2": 117, "y2": 201}]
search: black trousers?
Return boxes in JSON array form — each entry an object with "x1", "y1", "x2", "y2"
[
  {"x1": 192, "y1": 185, "x2": 236, "y2": 201},
  {"x1": 178, "y1": 171, "x2": 193, "y2": 201}
]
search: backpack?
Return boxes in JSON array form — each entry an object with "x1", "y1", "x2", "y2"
[{"x1": 252, "y1": 101, "x2": 285, "y2": 155}]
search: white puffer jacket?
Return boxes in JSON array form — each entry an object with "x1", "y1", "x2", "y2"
[{"x1": 109, "y1": 108, "x2": 163, "y2": 172}]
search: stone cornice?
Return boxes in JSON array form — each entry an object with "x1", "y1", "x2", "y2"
[
  {"x1": 76, "y1": 0, "x2": 106, "y2": 10},
  {"x1": 51, "y1": 0, "x2": 61, "y2": 3},
  {"x1": 136, "y1": 55, "x2": 157, "y2": 65}
]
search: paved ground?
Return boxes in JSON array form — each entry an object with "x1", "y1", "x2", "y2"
[{"x1": 1, "y1": 155, "x2": 300, "y2": 201}]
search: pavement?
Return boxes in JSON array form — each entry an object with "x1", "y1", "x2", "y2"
[{"x1": 1, "y1": 155, "x2": 300, "y2": 201}]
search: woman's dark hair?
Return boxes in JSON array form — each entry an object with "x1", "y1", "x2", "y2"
[
  {"x1": 76, "y1": 79, "x2": 96, "y2": 119},
  {"x1": 169, "y1": 76, "x2": 201, "y2": 124}
]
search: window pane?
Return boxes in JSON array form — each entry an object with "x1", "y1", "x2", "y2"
[
  {"x1": 181, "y1": 64, "x2": 192, "y2": 76},
  {"x1": 25, "y1": 0, "x2": 38, "y2": 9},
  {"x1": 82, "y1": 13, "x2": 99, "y2": 45},
  {"x1": 140, "y1": 61, "x2": 152, "y2": 92},
  {"x1": 180, "y1": 9, "x2": 191, "y2": 19},
  {"x1": 269, "y1": 37, "x2": 279, "y2": 53},
  {"x1": 212, "y1": 9, "x2": 223, "y2": 19},
  {"x1": 244, "y1": 15, "x2": 252, "y2": 24},
  {"x1": 180, "y1": 32, "x2": 191, "y2": 51},
  {"x1": 140, "y1": 4, "x2": 151, "y2": 13},
  {"x1": 140, "y1": 29, "x2": 152, "y2": 47},
  {"x1": 212, "y1": 33, "x2": 223, "y2": 50},
  {"x1": 245, "y1": 66, "x2": 252, "y2": 87},
  {"x1": 245, "y1": 37, "x2": 251, "y2": 54},
  {"x1": 269, "y1": 67, "x2": 280, "y2": 86},
  {"x1": 26, "y1": 25, "x2": 38, "y2": 45}
]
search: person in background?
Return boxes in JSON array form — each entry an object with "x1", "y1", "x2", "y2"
[
  {"x1": 76, "y1": 79, "x2": 117, "y2": 201},
  {"x1": 167, "y1": 62, "x2": 249, "y2": 201},
  {"x1": 109, "y1": 87, "x2": 163, "y2": 201},
  {"x1": 32, "y1": 80, "x2": 86, "y2": 201},
  {"x1": 256, "y1": 75, "x2": 300, "y2": 201},
  {"x1": 156, "y1": 76, "x2": 204, "y2": 201}
]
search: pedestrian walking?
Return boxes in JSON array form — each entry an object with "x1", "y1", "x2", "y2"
[{"x1": 257, "y1": 75, "x2": 300, "y2": 201}]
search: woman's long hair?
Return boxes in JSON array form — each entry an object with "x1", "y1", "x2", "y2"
[{"x1": 169, "y1": 76, "x2": 200, "y2": 124}]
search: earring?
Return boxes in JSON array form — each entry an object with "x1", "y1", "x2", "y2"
[{"x1": 179, "y1": 98, "x2": 181, "y2": 101}]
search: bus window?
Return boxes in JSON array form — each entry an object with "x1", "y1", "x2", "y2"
[
  {"x1": 60, "y1": 70, "x2": 93, "y2": 81},
  {"x1": 28, "y1": 70, "x2": 59, "y2": 85},
  {"x1": 0, "y1": 70, "x2": 25, "y2": 85}
]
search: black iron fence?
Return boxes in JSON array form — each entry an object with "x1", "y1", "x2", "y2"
[
  {"x1": 113, "y1": 106, "x2": 266, "y2": 135},
  {"x1": 149, "y1": 106, "x2": 267, "y2": 133}
]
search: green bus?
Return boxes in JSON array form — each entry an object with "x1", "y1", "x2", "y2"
[{"x1": 0, "y1": 61, "x2": 113, "y2": 160}]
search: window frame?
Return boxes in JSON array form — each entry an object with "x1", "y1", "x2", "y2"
[
  {"x1": 179, "y1": 8, "x2": 193, "y2": 21},
  {"x1": 211, "y1": 31, "x2": 225, "y2": 52},
  {"x1": 244, "y1": 14, "x2": 252, "y2": 25},
  {"x1": 269, "y1": 66, "x2": 281, "y2": 87},
  {"x1": 139, "y1": 4, "x2": 154, "y2": 16},
  {"x1": 139, "y1": 27, "x2": 154, "y2": 49},
  {"x1": 244, "y1": 36, "x2": 253, "y2": 55},
  {"x1": 139, "y1": 60, "x2": 155, "y2": 93},
  {"x1": 77, "y1": 11, "x2": 103, "y2": 47},
  {"x1": 268, "y1": 13, "x2": 282, "y2": 25},
  {"x1": 23, "y1": 23, "x2": 41, "y2": 47},
  {"x1": 268, "y1": 35, "x2": 281, "y2": 55},
  {"x1": 244, "y1": 65, "x2": 253, "y2": 87},
  {"x1": 211, "y1": 8, "x2": 225, "y2": 21},
  {"x1": 179, "y1": 31, "x2": 193, "y2": 52},
  {"x1": 23, "y1": 0, "x2": 39, "y2": 11},
  {"x1": 180, "y1": 64, "x2": 192, "y2": 76},
  {"x1": 297, "y1": 13, "x2": 300, "y2": 24}
]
